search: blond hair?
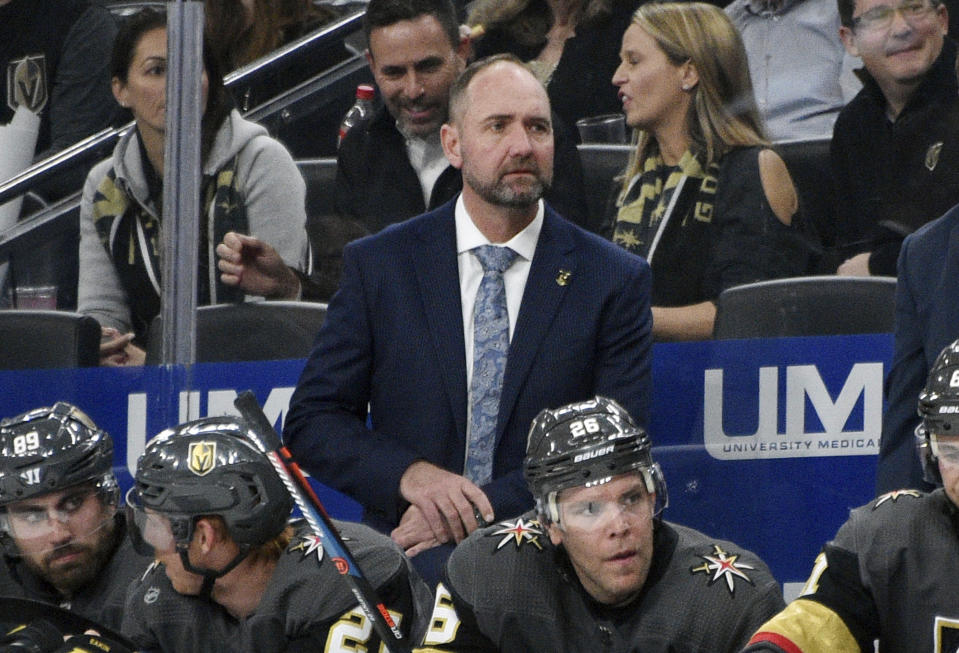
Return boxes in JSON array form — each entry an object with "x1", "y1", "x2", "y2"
[{"x1": 621, "y1": 2, "x2": 766, "y2": 194}]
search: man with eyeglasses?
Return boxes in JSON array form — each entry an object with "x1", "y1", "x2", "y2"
[
  {"x1": 0, "y1": 403, "x2": 151, "y2": 631},
  {"x1": 416, "y1": 397, "x2": 783, "y2": 652},
  {"x1": 744, "y1": 337, "x2": 959, "y2": 652},
  {"x1": 828, "y1": 0, "x2": 959, "y2": 277}
]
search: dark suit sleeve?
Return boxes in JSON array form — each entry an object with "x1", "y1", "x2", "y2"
[
  {"x1": 589, "y1": 254, "x2": 653, "y2": 426},
  {"x1": 44, "y1": 6, "x2": 117, "y2": 156},
  {"x1": 481, "y1": 471, "x2": 531, "y2": 523},
  {"x1": 283, "y1": 243, "x2": 421, "y2": 524},
  {"x1": 876, "y1": 235, "x2": 930, "y2": 493}
]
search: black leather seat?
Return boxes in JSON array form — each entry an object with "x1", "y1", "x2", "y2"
[
  {"x1": 297, "y1": 158, "x2": 338, "y2": 219},
  {"x1": 775, "y1": 138, "x2": 834, "y2": 257},
  {"x1": 0, "y1": 310, "x2": 100, "y2": 369},
  {"x1": 576, "y1": 144, "x2": 632, "y2": 233},
  {"x1": 712, "y1": 275, "x2": 897, "y2": 339},
  {"x1": 145, "y1": 300, "x2": 327, "y2": 364}
]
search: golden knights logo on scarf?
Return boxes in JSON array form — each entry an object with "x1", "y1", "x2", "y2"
[
  {"x1": 613, "y1": 150, "x2": 719, "y2": 258},
  {"x1": 89, "y1": 152, "x2": 248, "y2": 336}
]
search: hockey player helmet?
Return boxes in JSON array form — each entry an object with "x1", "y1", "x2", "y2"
[
  {"x1": 126, "y1": 416, "x2": 292, "y2": 553},
  {"x1": 524, "y1": 397, "x2": 667, "y2": 523},
  {"x1": 0, "y1": 402, "x2": 117, "y2": 508},
  {"x1": 0, "y1": 403, "x2": 118, "y2": 556},
  {"x1": 917, "y1": 338, "x2": 959, "y2": 484}
]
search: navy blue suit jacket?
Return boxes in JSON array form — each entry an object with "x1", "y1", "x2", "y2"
[
  {"x1": 877, "y1": 205, "x2": 959, "y2": 493},
  {"x1": 283, "y1": 200, "x2": 653, "y2": 530}
]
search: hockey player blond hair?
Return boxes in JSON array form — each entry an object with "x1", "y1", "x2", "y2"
[{"x1": 122, "y1": 416, "x2": 432, "y2": 651}]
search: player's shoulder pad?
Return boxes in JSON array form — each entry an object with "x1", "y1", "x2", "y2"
[
  {"x1": 446, "y1": 515, "x2": 554, "y2": 598},
  {"x1": 462, "y1": 515, "x2": 552, "y2": 558},
  {"x1": 127, "y1": 561, "x2": 176, "y2": 611},
  {"x1": 284, "y1": 519, "x2": 408, "y2": 588},
  {"x1": 870, "y1": 489, "x2": 925, "y2": 511},
  {"x1": 839, "y1": 488, "x2": 935, "y2": 544},
  {"x1": 670, "y1": 522, "x2": 780, "y2": 597}
]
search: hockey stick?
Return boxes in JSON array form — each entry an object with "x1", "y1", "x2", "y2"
[{"x1": 233, "y1": 391, "x2": 412, "y2": 653}]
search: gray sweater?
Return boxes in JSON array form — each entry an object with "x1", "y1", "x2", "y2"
[{"x1": 77, "y1": 110, "x2": 309, "y2": 334}]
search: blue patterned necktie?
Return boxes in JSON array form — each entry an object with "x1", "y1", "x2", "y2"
[{"x1": 466, "y1": 244, "x2": 519, "y2": 486}]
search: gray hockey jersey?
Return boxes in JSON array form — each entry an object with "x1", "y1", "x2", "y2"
[
  {"x1": 122, "y1": 520, "x2": 432, "y2": 652},
  {"x1": 418, "y1": 512, "x2": 784, "y2": 652}
]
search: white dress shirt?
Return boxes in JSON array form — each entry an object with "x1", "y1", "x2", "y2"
[{"x1": 405, "y1": 131, "x2": 449, "y2": 208}]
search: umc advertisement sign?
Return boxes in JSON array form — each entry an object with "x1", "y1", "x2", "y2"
[{"x1": 0, "y1": 334, "x2": 892, "y2": 589}]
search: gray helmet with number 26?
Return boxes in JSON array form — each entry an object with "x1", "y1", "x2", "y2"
[{"x1": 524, "y1": 397, "x2": 667, "y2": 523}]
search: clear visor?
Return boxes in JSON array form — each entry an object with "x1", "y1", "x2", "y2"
[
  {"x1": 930, "y1": 433, "x2": 959, "y2": 465},
  {"x1": 1, "y1": 484, "x2": 115, "y2": 557},
  {"x1": 124, "y1": 487, "x2": 176, "y2": 556},
  {"x1": 552, "y1": 470, "x2": 661, "y2": 532}
]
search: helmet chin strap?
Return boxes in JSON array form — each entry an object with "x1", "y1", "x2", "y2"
[{"x1": 178, "y1": 545, "x2": 251, "y2": 602}]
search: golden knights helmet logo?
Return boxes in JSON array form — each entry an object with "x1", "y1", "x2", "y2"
[
  {"x1": 7, "y1": 54, "x2": 48, "y2": 113},
  {"x1": 187, "y1": 441, "x2": 217, "y2": 476}
]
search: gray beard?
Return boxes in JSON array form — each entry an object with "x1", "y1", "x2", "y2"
[{"x1": 462, "y1": 167, "x2": 551, "y2": 209}]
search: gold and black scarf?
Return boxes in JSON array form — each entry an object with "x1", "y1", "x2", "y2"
[
  {"x1": 90, "y1": 156, "x2": 247, "y2": 339},
  {"x1": 612, "y1": 150, "x2": 719, "y2": 261}
]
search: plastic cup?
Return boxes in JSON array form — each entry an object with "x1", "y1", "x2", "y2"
[{"x1": 14, "y1": 285, "x2": 57, "y2": 310}]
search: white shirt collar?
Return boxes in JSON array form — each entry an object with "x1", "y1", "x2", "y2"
[{"x1": 454, "y1": 194, "x2": 544, "y2": 262}]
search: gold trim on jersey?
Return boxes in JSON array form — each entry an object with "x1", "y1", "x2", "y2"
[
  {"x1": 934, "y1": 615, "x2": 959, "y2": 653},
  {"x1": 747, "y1": 598, "x2": 859, "y2": 653}
]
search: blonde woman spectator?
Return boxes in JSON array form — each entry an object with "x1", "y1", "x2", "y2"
[{"x1": 608, "y1": 2, "x2": 809, "y2": 340}]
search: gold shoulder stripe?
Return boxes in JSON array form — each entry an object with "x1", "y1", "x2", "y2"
[{"x1": 747, "y1": 598, "x2": 859, "y2": 653}]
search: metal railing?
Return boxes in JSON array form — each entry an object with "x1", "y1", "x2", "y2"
[
  {"x1": 0, "y1": 8, "x2": 365, "y2": 210},
  {"x1": 0, "y1": 8, "x2": 366, "y2": 264}
]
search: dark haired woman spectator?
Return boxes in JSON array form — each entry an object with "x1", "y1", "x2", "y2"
[{"x1": 78, "y1": 9, "x2": 310, "y2": 365}]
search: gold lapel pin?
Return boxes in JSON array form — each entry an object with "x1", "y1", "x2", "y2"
[{"x1": 556, "y1": 269, "x2": 571, "y2": 286}]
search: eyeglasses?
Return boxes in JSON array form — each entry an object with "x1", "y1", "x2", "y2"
[
  {"x1": 931, "y1": 433, "x2": 959, "y2": 465},
  {"x1": 852, "y1": 0, "x2": 936, "y2": 32}
]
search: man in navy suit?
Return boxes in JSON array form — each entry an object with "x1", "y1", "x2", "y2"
[
  {"x1": 284, "y1": 54, "x2": 652, "y2": 584},
  {"x1": 877, "y1": 203, "x2": 959, "y2": 494}
]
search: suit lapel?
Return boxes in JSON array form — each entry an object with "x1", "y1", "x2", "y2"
[
  {"x1": 412, "y1": 205, "x2": 469, "y2": 440},
  {"x1": 497, "y1": 209, "x2": 577, "y2": 436}
]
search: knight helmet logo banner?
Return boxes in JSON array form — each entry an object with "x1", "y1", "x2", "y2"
[
  {"x1": 7, "y1": 54, "x2": 48, "y2": 113},
  {"x1": 188, "y1": 441, "x2": 217, "y2": 476}
]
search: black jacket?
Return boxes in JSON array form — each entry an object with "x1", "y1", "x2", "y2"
[
  {"x1": 335, "y1": 104, "x2": 593, "y2": 233},
  {"x1": 830, "y1": 38, "x2": 959, "y2": 275}
]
